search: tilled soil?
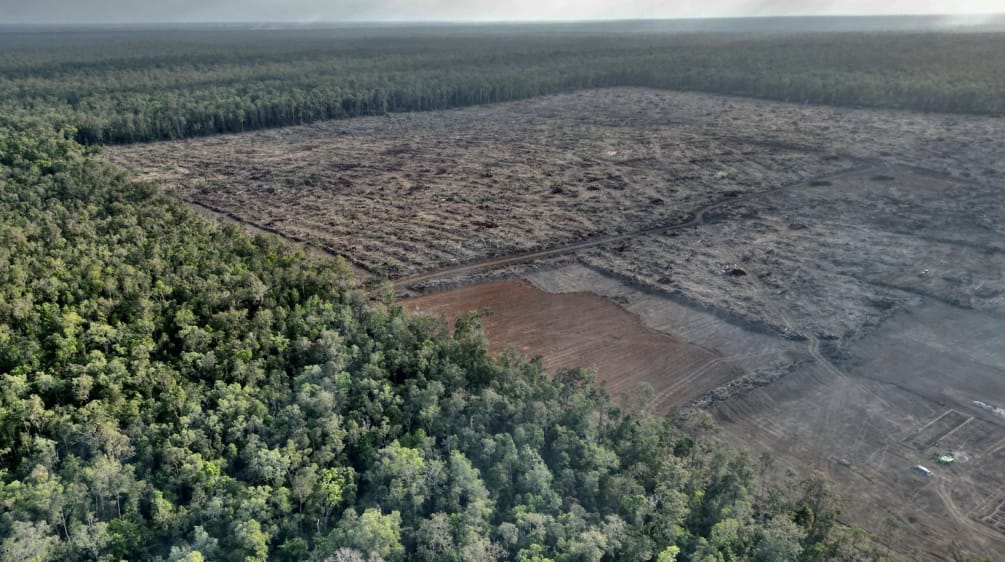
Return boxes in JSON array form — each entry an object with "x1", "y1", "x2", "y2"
[{"x1": 403, "y1": 280, "x2": 741, "y2": 412}]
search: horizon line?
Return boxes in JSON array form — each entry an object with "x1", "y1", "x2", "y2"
[{"x1": 3, "y1": 12, "x2": 1004, "y2": 27}]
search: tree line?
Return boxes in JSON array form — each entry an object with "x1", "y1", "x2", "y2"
[{"x1": 1, "y1": 28, "x2": 1003, "y2": 145}]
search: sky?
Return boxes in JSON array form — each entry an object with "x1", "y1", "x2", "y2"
[{"x1": 0, "y1": 0, "x2": 1001, "y2": 24}]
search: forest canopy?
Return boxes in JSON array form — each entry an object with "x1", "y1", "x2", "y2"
[{"x1": 1, "y1": 27, "x2": 1004, "y2": 144}]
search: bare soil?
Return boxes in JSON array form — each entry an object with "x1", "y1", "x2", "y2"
[
  {"x1": 586, "y1": 163, "x2": 1005, "y2": 344},
  {"x1": 711, "y1": 300, "x2": 1005, "y2": 561},
  {"x1": 525, "y1": 264, "x2": 1005, "y2": 561},
  {"x1": 403, "y1": 280, "x2": 741, "y2": 412}
]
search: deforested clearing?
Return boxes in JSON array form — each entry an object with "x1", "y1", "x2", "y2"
[{"x1": 404, "y1": 280, "x2": 742, "y2": 412}]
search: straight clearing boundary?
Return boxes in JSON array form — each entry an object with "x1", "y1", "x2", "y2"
[{"x1": 906, "y1": 410, "x2": 972, "y2": 450}]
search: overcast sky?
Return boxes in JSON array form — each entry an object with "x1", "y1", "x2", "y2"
[{"x1": 0, "y1": 0, "x2": 1000, "y2": 24}]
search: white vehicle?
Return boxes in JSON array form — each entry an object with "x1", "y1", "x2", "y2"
[{"x1": 913, "y1": 465, "x2": 933, "y2": 477}]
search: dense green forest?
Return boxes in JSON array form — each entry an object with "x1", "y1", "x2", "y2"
[
  {"x1": 1, "y1": 27, "x2": 1004, "y2": 144},
  {"x1": 0, "y1": 120, "x2": 879, "y2": 560}
]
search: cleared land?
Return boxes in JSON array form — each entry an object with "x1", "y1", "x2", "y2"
[
  {"x1": 711, "y1": 300, "x2": 1005, "y2": 561},
  {"x1": 585, "y1": 163, "x2": 1005, "y2": 343},
  {"x1": 403, "y1": 280, "x2": 742, "y2": 412},
  {"x1": 522, "y1": 265, "x2": 1005, "y2": 561},
  {"x1": 108, "y1": 88, "x2": 1004, "y2": 284},
  {"x1": 109, "y1": 88, "x2": 1005, "y2": 559},
  {"x1": 107, "y1": 88, "x2": 859, "y2": 276}
]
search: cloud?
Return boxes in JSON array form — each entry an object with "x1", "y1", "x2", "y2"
[{"x1": 0, "y1": 0, "x2": 999, "y2": 24}]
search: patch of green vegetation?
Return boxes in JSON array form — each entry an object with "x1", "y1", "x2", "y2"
[{"x1": 1, "y1": 28, "x2": 1003, "y2": 145}]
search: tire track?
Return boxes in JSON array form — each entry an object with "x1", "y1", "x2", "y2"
[
  {"x1": 936, "y1": 477, "x2": 1005, "y2": 544},
  {"x1": 648, "y1": 358, "x2": 723, "y2": 411}
]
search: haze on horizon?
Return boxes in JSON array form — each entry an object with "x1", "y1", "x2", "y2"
[{"x1": 0, "y1": 0, "x2": 1001, "y2": 25}]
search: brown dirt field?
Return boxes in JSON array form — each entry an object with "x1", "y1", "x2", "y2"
[{"x1": 403, "y1": 280, "x2": 741, "y2": 412}]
